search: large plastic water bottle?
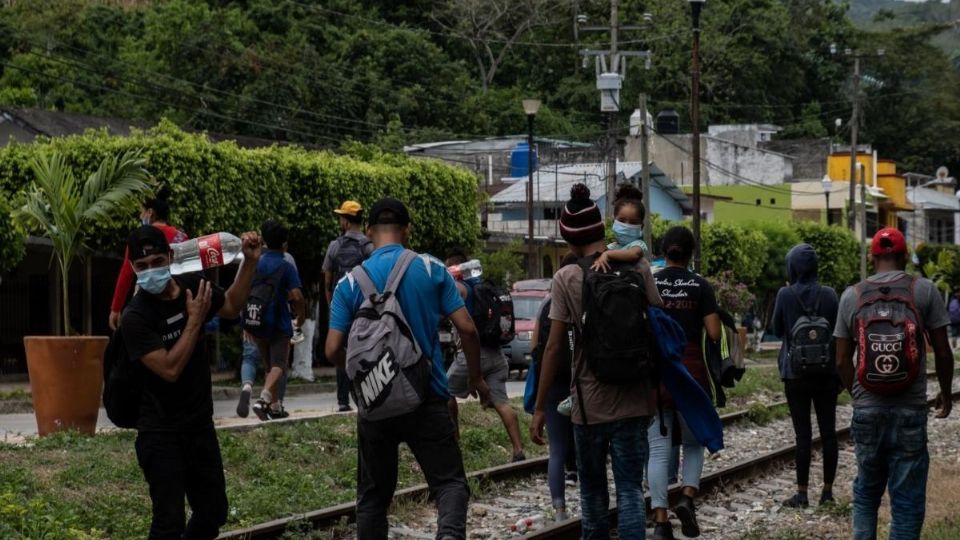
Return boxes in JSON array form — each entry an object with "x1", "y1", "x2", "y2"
[
  {"x1": 170, "y1": 232, "x2": 243, "y2": 275},
  {"x1": 511, "y1": 515, "x2": 543, "y2": 533},
  {"x1": 447, "y1": 259, "x2": 483, "y2": 281}
]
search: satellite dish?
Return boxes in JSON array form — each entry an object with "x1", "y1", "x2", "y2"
[{"x1": 936, "y1": 166, "x2": 949, "y2": 180}]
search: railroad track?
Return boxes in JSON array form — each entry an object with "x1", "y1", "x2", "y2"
[{"x1": 217, "y1": 370, "x2": 948, "y2": 540}]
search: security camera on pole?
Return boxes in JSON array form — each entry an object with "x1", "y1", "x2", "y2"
[{"x1": 578, "y1": 0, "x2": 651, "y2": 219}]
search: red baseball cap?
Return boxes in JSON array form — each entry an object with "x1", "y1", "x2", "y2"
[{"x1": 871, "y1": 227, "x2": 908, "y2": 256}]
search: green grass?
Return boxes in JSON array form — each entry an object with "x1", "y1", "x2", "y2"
[
  {"x1": 923, "y1": 520, "x2": 960, "y2": 540},
  {"x1": 0, "y1": 389, "x2": 30, "y2": 401},
  {"x1": 0, "y1": 398, "x2": 543, "y2": 539}
]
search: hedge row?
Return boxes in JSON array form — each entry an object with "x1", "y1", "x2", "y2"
[{"x1": 0, "y1": 121, "x2": 481, "y2": 280}]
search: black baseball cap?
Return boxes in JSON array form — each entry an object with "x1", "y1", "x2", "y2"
[
  {"x1": 368, "y1": 198, "x2": 411, "y2": 226},
  {"x1": 127, "y1": 225, "x2": 170, "y2": 260}
]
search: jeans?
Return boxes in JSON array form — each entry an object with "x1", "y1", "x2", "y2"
[
  {"x1": 135, "y1": 426, "x2": 227, "y2": 540},
  {"x1": 544, "y1": 378, "x2": 574, "y2": 509},
  {"x1": 357, "y1": 398, "x2": 470, "y2": 539},
  {"x1": 785, "y1": 377, "x2": 838, "y2": 487},
  {"x1": 647, "y1": 409, "x2": 704, "y2": 510},
  {"x1": 240, "y1": 340, "x2": 286, "y2": 401},
  {"x1": 574, "y1": 417, "x2": 650, "y2": 540},
  {"x1": 851, "y1": 407, "x2": 928, "y2": 540}
]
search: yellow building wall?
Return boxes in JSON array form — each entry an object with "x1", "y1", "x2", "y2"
[
  {"x1": 877, "y1": 175, "x2": 910, "y2": 210},
  {"x1": 828, "y1": 153, "x2": 873, "y2": 184},
  {"x1": 877, "y1": 160, "x2": 897, "y2": 176}
]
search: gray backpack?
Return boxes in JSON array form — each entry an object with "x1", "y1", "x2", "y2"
[{"x1": 346, "y1": 250, "x2": 431, "y2": 421}]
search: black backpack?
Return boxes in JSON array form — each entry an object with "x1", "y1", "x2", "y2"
[
  {"x1": 471, "y1": 281, "x2": 516, "y2": 347},
  {"x1": 334, "y1": 235, "x2": 372, "y2": 282},
  {"x1": 242, "y1": 264, "x2": 288, "y2": 337},
  {"x1": 788, "y1": 286, "x2": 834, "y2": 376},
  {"x1": 578, "y1": 257, "x2": 654, "y2": 384},
  {"x1": 102, "y1": 315, "x2": 144, "y2": 429}
]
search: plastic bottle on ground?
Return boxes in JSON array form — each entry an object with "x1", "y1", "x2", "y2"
[{"x1": 511, "y1": 514, "x2": 544, "y2": 533}]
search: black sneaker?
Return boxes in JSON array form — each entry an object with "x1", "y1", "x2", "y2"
[
  {"x1": 782, "y1": 492, "x2": 809, "y2": 508},
  {"x1": 338, "y1": 404, "x2": 352, "y2": 413},
  {"x1": 236, "y1": 387, "x2": 251, "y2": 418},
  {"x1": 565, "y1": 472, "x2": 578, "y2": 487},
  {"x1": 819, "y1": 491, "x2": 835, "y2": 506},
  {"x1": 651, "y1": 522, "x2": 675, "y2": 540},
  {"x1": 674, "y1": 495, "x2": 701, "y2": 538},
  {"x1": 512, "y1": 452, "x2": 527, "y2": 463},
  {"x1": 271, "y1": 406, "x2": 290, "y2": 419},
  {"x1": 252, "y1": 400, "x2": 271, "y2": 421}
]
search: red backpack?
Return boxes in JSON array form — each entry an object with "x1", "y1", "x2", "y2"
[{"x1": 853, "y1": 275, "x2": 923, "y2": 395}]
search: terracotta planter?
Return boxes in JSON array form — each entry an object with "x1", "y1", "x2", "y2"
[{"x1": 24, "y1": 336, "x2": 108, "y2": 436}]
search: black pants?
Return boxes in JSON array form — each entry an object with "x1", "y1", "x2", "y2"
[
  {"x1": 336, "y1": 367, "x2": 352, "y2": 406},
  {"x1": 357, "y1": 399, "x2": 470, "y2": 539},
  {"x1": 135, "y1": 426, "x2": 228, "y2": 540},
  {"x1": 785, "y1": 377, "x2": 839, "y2": 488}
]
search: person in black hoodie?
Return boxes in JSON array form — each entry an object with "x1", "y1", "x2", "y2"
[{"x1": 771, "y1": 243, "x2": 840, "y2": 508}]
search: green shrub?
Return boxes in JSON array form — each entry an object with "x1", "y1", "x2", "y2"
[
  {"x1": 701, "y1": 221, "x2": 768, "y2": 285},
  {"x1": 0, "y1": 197, "x2": 26, "y2": 276},
  {"x1": 795, "y1": 223, "x2": 860, "y2": 293},
  {"x1": 0, "y1": 122, "x2": 481, "y2": 280}
]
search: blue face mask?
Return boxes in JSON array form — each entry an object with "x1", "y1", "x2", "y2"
[
  {"x1": 140, "y1": 217, "x2": 151, "y2": 226},
  {"x1": 612, "y1": 220, "x2": 642, "y2": 246},
  {"x1": 136, "y1": 266, "x2": 172, "y2": 295}
]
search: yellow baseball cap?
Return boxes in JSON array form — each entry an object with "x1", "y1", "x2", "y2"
[{"x1": 333, "y1": 200, "x2": 363, "y2": 217}]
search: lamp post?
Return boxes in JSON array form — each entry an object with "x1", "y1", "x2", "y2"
[
  {"x1": 689, "y1": 0, "x2": 705, "y2": 272},
  {"x1": 821, "y1": 174, "x2": 833, "y2": 225},
  {"x1": 522, "y1": 98, "x2": 541, "y2": 279}
]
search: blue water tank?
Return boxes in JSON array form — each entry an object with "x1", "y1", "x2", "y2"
[{"x1": 510, "y1": 142, "x2": 538, "y2": 178}]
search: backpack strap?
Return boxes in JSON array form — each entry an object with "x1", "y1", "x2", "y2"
[
  {"x1": 384, "y1": 250, "x2": 418, "y2": 295},
  {"x1": 350, "y1": 266, "x2": 380, "y2": 301}
]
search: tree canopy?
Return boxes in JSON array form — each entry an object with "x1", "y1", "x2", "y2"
[{"x1": 0, "y1": 0, "x2": 957, "y2": 173}]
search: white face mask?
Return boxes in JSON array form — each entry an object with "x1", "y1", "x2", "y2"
[{"x1": 613, "y1": 220, "x2": 642, "y2": 245}]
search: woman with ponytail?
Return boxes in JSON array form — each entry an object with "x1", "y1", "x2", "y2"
[{"x1": 647, "y1": 226, "x2": 722, "y2": 540}]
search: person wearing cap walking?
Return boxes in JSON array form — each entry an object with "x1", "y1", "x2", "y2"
[
  {"x1": 119, "y1": 225, "x2": 262, "y2": 539},
  {"x1": 325, "y1": 198, "x2": 491, "y2": 540},
  {"x1": 530, "y1": 184, "x2": 662, "y2": 540},
  {"x1": 835, "y1": 227, "x2": 954, "y2": 540},
  {"x1": 323, "y1": 200, "x2": 374, "y2": 412}
]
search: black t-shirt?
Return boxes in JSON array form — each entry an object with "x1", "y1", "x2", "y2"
[
  {"x1": 654, "y1": 267, "x2": 719, "y2": 344},
  {"x1": 121, "y1": 274, "x2": 225, "y2": 432}
]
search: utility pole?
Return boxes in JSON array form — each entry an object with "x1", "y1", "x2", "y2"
[
  {"x1": 639, "y1": 93, "x2": 653, "y2": 249},
  {"x1": 606, "y1": 0, "x2": 619, "y2": 220},
  {"x1": 690, "y1": 0, "x2": 705, "y2": 272},
  {"x1": 859, "y1": 163, "x2": 867, "y2": 280},
  {"x1": 847, "y1": 57, "x2": 861, "y2": 231},
  {"x1": 579, "y1": 1, "x2": 651, "y2": 220}
]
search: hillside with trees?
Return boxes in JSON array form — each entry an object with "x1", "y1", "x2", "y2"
[{"x1": 0, "y1": 0, "x2": 958, "y2": 172}]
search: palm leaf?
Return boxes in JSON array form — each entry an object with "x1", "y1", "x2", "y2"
[
  {"x1": 12, "y1": 149, "x2": 153, "y2": 335},
  {"x1": 80, "y1": 149, "x2": 152, "y2": 224}
]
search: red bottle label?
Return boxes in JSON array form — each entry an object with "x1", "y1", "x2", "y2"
[{"x1": 197, "y1": 234, "x2": 224, "y2": 269}]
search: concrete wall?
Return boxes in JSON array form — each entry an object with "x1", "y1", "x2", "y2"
[
  {"x1": 626, "y1": 134, "x2": 793, "y2": 187},
  {"x1": 760, "y1": 139, "x2": 831, "y2": 181},
  {"x1": 696, "y1": 185, "x2": 793, "y2": 225}
]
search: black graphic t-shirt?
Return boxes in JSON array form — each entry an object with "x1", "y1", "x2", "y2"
[
  {"x1": 654, "y1": 267, "x2": 719, "y2": 344},
  {"x1": 121, "y1": 274, "x2": 224, "y2": 432}
]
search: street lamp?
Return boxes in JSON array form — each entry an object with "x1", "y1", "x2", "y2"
[
  {"x1": 821, "y1": 175, "x2": 833, "y2": 225},
  {"x1": 522, "y1": 98, "x2": 541, "y2": 278},
  {"x1": 689, "y1": 0, "x2": 705, "y2": 272}
]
